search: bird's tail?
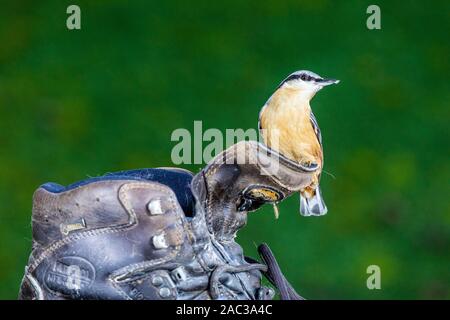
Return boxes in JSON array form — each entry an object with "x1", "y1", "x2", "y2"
[{"x1": 299, "y1": 186, "x2": 328, "y2": 216}]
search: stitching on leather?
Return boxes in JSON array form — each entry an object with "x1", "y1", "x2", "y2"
[
  {"x1": 109, "y1": 182, "x2": 188, "y2": 282},
  {"x1": 203, "y1": 142, "x2": 257, "y2": 237},
  {"x1": 109, "y1": 280, "x2": 133, "y2": 300},
  {"x1": 204, "y1": 144, "x2": 240, "y2": 232},
  {"x1": 109, "y1": 249, "x2": 179, "y2": 283},
  {"x1": 29, "y1": 225, "x2": 132, "y2": 273},
  {"x1": 204, "y1": 142, "x2": 302, "y2": 218},
  {"x1": 25, "y1": 273, "x2": 44, "y2": 300},
  {"x1": 28, "y1": 181, "x2": 180, "y2": 273},
  {"x1": 120, "y1": 182, "x2": 186, "y2": 248},
  {"x1": 109, "y1": 183, "x2": 188, "y2": 298},
  {"x1": 202, "y1": 141, "x2": 303, "y2": 240},
  {"x1": 119, "y1": 181, "x2": 182, "y2": 222}
]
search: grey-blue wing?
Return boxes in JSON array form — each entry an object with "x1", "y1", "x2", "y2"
[
  {"x1": 310, "y1": 110, "x2": 322, "y2": 146},
  {"x1": 310, "y1": 110, "x2": 324, "y2": 175}
]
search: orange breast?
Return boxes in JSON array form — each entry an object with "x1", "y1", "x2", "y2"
[{"x1": 260, "y1": 91, "x2": 323, "y2": 167}]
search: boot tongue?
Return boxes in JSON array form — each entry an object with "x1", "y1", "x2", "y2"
[{"x1": 190, "y1": 141, "x2": 317, "y2": 240}]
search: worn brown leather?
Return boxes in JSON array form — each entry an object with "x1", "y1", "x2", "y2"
[
  {"x1": 19, "y1": 141, "x2": 316, "y2": 300},
  {"x1": 192, "y1": 141, "x2": 315, "y2": 240}
]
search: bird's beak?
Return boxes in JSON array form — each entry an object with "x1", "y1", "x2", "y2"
[{"x1": 315, "y1": 78, "x2": 340, "y2": 86}]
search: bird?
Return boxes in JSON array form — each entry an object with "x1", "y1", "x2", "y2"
[{"x1": 258, "y1": 70, "x2": 339, "y2": 216}]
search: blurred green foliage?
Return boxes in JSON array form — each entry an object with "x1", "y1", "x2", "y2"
[{"x1": 0, "y1": 0, "x2": 448, "y2": 299}]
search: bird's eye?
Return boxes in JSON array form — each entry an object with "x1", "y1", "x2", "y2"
[{"x1": 300, "y1": 74, "x2": 307, "y2": 80}]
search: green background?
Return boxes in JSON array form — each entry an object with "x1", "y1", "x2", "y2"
[{"x1": 0, "y1": 1, "x2": 448, "y2": 299}]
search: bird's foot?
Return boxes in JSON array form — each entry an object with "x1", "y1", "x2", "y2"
[{"x1": 301, "y1": 160, "x2": 318, "y2": 169}]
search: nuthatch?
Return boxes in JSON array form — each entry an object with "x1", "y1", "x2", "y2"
[{"x1": 259, "y1": 70, "x2": 339, "y2": 216}]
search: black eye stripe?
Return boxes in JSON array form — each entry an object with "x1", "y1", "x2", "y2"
[
  {"x1": 284, "y1": 74, "x2": 302, "y2": 82},
  {"x1": 282, "y1": 74, "x2": 317, "y2": 83},
  {"x1": 278, "y1": 73, "x2": 321, "y2": 88}
]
